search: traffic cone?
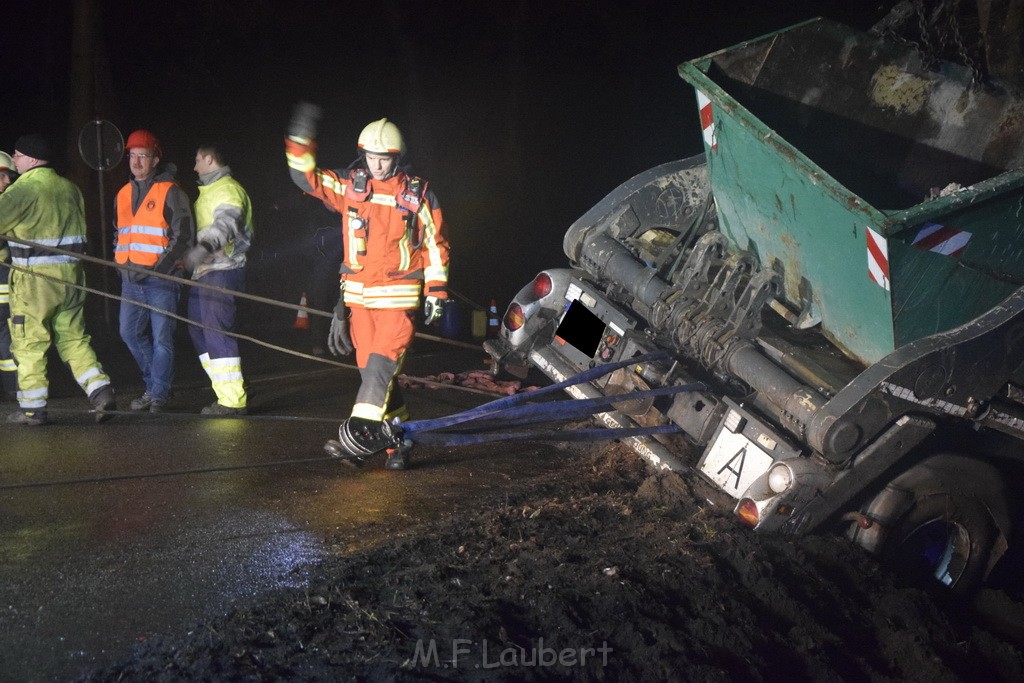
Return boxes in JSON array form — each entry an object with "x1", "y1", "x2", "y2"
[
  {"x1": 294, "y1": 292, "x2": 310, "y2": 330},
  {"x1": 487, "y1": 298, "x2": 500, "y2": 338}
]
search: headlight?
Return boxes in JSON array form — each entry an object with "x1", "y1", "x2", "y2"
[{"x1": 767, "y1": 462, "x2": 793, "y2": 494}]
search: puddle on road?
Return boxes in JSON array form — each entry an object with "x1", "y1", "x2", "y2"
[{"x1": 0, "y1": 395, "x2": 570, "y2": 681}]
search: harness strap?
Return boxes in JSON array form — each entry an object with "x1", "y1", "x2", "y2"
[
  {"x1": 397, "y1": 352, "x2": 706, "y2": 447},
  {"x1": 401, "y1": 351, "x2": 671, "y2": 434},
  {"x1": 410, "y1": 423, "x2": 684, "y2": 447}
]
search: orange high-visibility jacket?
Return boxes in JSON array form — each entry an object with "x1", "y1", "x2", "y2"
[
  {"x1": 286, "y1": 137, "x2": 449, "y2": 310},
  {"x1": 115, "y1": 182, "x2": 173, "y2": 267}
]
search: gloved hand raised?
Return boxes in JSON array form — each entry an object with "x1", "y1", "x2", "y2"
[
  {"x1": 423, "y1": 296, "x2": 445, "y2": 326},
  {"x1": 184, "y1": 241, "x2": 213, "y2": 274},
  {"x1": 327, "y1": 299, "x2": 354, "y2": 356},
  {"x1": 289, "y1": 101, "x2": 322, "y2": 140}
]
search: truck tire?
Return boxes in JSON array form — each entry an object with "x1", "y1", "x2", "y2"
[{"x1": 853, "y1": 454, "x2": 1005, "y2": 595}]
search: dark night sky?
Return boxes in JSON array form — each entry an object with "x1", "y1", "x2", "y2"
[{"x1": 5, "y1": 1, "x2": 897, "y2": 309}]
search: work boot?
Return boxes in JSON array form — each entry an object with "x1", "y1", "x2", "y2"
[
  {"x1": 324, "y1": 439, "x2": 366, "y2": 467},
  {"x1": 89, "y1": 386, "x2": 117, "y2": 423},
  {"x1": 130, "y1": 392, "x2": 167, "y2": 413},
  {"x1": 201, "y1": 401, "x2": 247, "y2": 416},
  {"x1": 7, "y1": 408, "x2": 47, "y2": 426},
  {"x1": 336, "y1": 417, "x2": 399, "y2": 458}
]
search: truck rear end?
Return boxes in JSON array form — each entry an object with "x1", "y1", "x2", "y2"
[{"x1": 486, "y1": 18, "x2": 1024, "y2": 591}]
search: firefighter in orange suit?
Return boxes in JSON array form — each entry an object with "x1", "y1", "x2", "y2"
[{"x1": 286, "y1": 104, "x2": 449, "y2": 470}]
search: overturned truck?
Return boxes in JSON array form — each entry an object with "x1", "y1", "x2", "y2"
[{"x1": 485, "y1": 18, "x2": 1024, "y2": 592}]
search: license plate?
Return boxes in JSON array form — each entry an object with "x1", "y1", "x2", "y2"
[{"x1": 700, "y1": 429, "x2": 775, "y2": 499}]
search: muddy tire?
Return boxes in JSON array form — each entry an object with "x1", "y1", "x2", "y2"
[{"x1": 853, "y1": 454, "x2": 1006, "y2": 595}]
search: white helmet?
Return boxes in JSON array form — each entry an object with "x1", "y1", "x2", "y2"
[
  {"x1": 357, "y1": 118, "x2": 405, "y2": 156},
  {"x1": 0, "y1": 151, "x2": 13, "y2": 173}
]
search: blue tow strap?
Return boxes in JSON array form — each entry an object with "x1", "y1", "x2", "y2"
[{"x1": 397, "y1": 352, "x2": 706, "y2": 447}]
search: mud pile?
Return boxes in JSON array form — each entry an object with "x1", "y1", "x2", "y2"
[{"x1": 83, "y1": 442, "x2": 1024, "y2": 681}]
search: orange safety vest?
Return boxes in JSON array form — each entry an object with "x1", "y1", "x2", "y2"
[{"x1": 114, "y1": 181, "x2": 173, "y2": 267}]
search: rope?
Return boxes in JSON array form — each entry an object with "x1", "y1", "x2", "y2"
[
  {"x1": 2, "y1": 234, "x2": 330, "y2": 316},
  {"x1": 0, "y1": 235, "x2": 483, "y2": 376},
  {"x1": 3, "y1": 237, "x2": 702, "y2": 451},
  {"x1": 0, "y1": 453, "x2": 341, "y2": 491}
]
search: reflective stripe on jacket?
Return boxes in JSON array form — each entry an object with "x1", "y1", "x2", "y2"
[
  {"x1": 9, "y1": 234, "x2": 86, "y2": 267},
  {"x1": 115, "y1": 181, "x2": 173, "y2": 266}
]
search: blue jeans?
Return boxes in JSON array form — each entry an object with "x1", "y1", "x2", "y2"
[{"x1": 119, "y1": 276, "x2": 181, "y2": 401}]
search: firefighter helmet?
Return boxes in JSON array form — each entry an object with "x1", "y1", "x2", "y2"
[
  {"x1": 357, "y1": 118, "x2": 405, "y2": 156},
  {"x1": 0, "y1": 151, "x2": 13, "y2": 172}
]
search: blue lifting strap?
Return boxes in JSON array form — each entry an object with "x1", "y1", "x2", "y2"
[{"x1": 397, "y1": 352, "x2": 706, "y2": 447}]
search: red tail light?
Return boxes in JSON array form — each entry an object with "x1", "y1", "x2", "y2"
[
  {"x1": 504, "y1": 303, "x2": 525, "y2": 331},
  {"x1": 736, "y1": 499, "x2": 760, "y2": 528},
  {"x1": 532, "y1": 273, "x2": 553, "y2": 299}
]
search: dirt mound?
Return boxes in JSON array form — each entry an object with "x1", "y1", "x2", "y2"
[{"x1": 82, "y1": 443, "x2": 1024, "y2": 681}]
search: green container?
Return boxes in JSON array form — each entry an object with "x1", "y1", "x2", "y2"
[{"x1": 679, "y1": 18, "x2": 1024, "y2": 365}]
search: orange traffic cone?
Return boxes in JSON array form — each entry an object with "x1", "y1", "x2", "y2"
[
  {"x1": 487, "y1": 298, "x2": 500, "y2": 338},
  {"x1": 294, "y1": 292, "x2": 310, "y2": 330}
]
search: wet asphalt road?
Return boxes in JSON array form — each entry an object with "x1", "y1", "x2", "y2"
[{"x1": 0, "y1": 329, "x2": 564, "y2": 682}]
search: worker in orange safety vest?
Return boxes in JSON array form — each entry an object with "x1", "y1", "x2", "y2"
[
  {"x1": 285, "y1": 104, "x2": 449, "y2": 470},
  {"x1": 114, "y1": 129, "x2": 194, "y2": 413}
]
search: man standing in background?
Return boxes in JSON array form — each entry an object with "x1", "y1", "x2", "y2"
[
  {"x1": 115, "y1": 129, "x2": 194, "y2": 413},
  {"x1": 0, "y1": 151, "x2": 19, "y2": 400},
  {"x1": 185, "y1": 143, "x2": 253, "y2": 416},
  {"x1": 0, "y1": 134, "x2": 115, "y2": 425}
]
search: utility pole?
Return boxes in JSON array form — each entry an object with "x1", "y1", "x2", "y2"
[{"x1": 71, "y1": 0, "x2": 118, "y2": 327}]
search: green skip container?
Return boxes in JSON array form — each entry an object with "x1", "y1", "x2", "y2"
[{"x1": 678, "y1": 18, "x2": 1024, "y2": 365}]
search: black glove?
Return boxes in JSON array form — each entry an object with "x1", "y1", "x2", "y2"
[
  {"x1": 289, "y1": 101, "x2": 322, "y2": 140},
  {"x1": 184, "y1": 241, "x2": 213, "y2": 273},
  {"x1": 327, "y1": 299, "x2": 354, "y2": 356}
]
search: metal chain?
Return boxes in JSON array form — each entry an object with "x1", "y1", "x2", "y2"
[
  {"x1": 877, "y1": 0, "x2": 984, "y2": 84},
  {"x1": 915, "y1": 0, "x2": 938, "y2": 68},
  {"x1": 943, "y1": 0, "x2": 985, "y2": 83}
]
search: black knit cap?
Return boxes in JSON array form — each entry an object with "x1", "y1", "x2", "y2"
[{"x1": 14, "y1": 133, "x2": 53, "y2": 162}]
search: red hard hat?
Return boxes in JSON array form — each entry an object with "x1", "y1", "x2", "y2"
[{"x1": 125, "y1": 129, "x2": 163, "y2": 158}]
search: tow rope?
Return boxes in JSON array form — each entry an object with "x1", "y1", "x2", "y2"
[
  {"x1": 328, "y1": 353, "x2": 706, "y2": 459},
  {"x1": 2, "y1": 236, "x2": 705, "y2": 459}
]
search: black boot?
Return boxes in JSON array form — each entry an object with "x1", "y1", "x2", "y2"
[
  {"x1": 89, "y1": 386, "x2": 117, "y2": 423},
  {"x1": 8, "y1": 408, "x2": 47, "y2": 426},
  {"x1": 335, "y1": 417, "x2": 400, "y2": 458}
]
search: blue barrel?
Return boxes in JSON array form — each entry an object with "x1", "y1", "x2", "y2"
[{"x1": 439, "y1": 301, "x2": 466, "y2": 339}]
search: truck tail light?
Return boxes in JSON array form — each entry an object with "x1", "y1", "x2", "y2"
[
  {"x1": 504, "y1": 303, "x2": 525, "y2": 331},
  {"x1": 736, "y1": 499, "x2": 759, "y2": 528},
  {"x1": 532, "y1": 273, "x2": 553, "y2": 299}
]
